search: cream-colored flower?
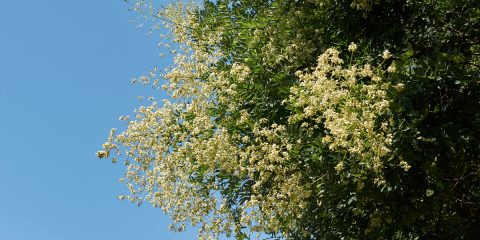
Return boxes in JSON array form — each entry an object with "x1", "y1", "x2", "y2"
[
  {"x1": 382, "y1": 49, "x2": 392, "y2": 60},
  {"x1": 335, "y1": 161, "x2": 345, "y2": 172},
  {"x1": 348, "y1": 42, "x2": 358, "y2": 52},
  {"x1": 387, "y1": 64, "x2": 396, "y2": 73},
  {"x1": 399, "y1": 160, "x2": 411, "y2": 172}
]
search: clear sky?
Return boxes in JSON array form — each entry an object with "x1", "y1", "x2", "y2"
[{"x1": 0, "y1": 0, "x2": 197, "y2": 239}]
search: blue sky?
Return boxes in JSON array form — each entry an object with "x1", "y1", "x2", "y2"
[{"x1": 0, "y1": 0, "x2": 197, "y2": 239}]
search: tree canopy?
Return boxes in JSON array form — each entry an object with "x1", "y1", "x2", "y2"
[{"x1": 99, "y1": 0, "x2": 480, "y2": 239}]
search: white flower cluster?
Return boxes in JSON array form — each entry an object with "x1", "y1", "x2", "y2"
[{"x1": 289, "y1": 47, "x2": 395, "y2": 176}]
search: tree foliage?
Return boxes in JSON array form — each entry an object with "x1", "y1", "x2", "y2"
[{"x1": 99, "y1": 0, "x2": 480, "y2": 239}]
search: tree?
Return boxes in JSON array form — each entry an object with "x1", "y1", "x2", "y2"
[{"x1": 99, "y1": 0, "x2": 480, "y2": 239}]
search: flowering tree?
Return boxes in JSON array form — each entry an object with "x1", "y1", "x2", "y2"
[{"x1": 99, "y1": 0, "x2": 480, "y2": 239}]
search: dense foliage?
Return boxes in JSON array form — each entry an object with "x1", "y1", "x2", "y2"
[{"x1": 99, "y1": 0, "x2": 480, "y2": 239}]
